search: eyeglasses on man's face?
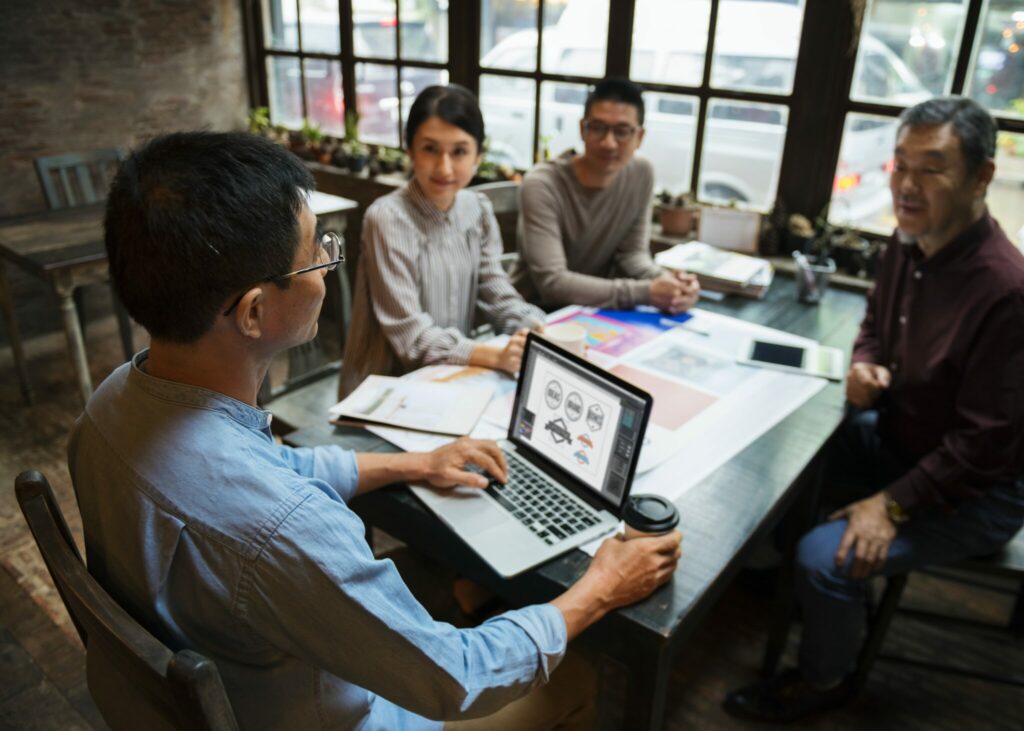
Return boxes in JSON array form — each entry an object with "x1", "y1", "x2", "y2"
[
  {"x1": 582, "y1": 119, "x2": 640, "y2": 143},
  {"x1": 222, "y1": 232, "x2": 344, "y2": 316}
]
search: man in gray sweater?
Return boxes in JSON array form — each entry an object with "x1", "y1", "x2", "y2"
[{"x1": 511, "y1": 78, "x2": 699, "y2": 313}]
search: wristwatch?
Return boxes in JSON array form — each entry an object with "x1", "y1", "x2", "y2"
[{"x1": 883, "y1": 490, "x2": 908, "y2": 525}]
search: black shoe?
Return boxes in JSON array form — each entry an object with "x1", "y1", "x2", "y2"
[{"x1": 723, "y1": 668, "x2": 853, "y2": 722}]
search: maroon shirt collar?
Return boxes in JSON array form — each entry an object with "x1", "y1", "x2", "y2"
[{"x1": 901, "y1": 211, "x2": 993, "y2": 269}]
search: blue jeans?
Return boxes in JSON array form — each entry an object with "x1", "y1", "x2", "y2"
[{"x1": 795, "y1": 410, "x2": 1024, "y2": 686}]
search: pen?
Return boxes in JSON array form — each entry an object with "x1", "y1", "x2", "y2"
[{"x1": 678, "y1": 321, "x2": 711, "y2": 336}]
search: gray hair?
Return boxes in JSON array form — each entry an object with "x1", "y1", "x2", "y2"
[{"x1": 898, "y1": 96, "x2": 997, "y2": 175}]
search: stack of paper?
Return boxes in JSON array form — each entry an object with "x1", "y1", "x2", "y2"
[{"x1": 656, "y1": 241, "x2": 774, "y2": 299}]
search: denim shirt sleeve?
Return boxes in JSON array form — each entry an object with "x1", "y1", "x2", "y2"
[
  {"x1": 275, "y1": 444, "x2": 360, "y2": 503},
  {"x1": 241, "y1": 486, "x2": 567, "y2": 722}
]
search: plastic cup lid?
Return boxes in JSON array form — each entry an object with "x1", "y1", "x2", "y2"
[{"x1": 623, "y1": 494, "x2": 679, "y2": 533}]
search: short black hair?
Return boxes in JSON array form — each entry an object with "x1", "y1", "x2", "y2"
[
  {"x1": 584, "y1": 78, "x2": 645, "y2": 126},
  {"x1": 898, "y1": 96, "x2": 997, "y2": 175},
  {"x1": 105, "y1": 131, "x2": 314, "y2": 343},
  {"x1": 404, "y1": 84, "x2": 485, "y2": 151}
]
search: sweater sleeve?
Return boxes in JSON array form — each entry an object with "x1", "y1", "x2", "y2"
[{"x1": 611, "y1": 161, "x2": 662, "y2": 280}]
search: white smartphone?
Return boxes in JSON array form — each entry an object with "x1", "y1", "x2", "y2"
[{"x1": 736, "y1": 338, "x2": 845, "y2": 381}]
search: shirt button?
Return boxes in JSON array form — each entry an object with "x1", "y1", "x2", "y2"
[
  {"x1": 899, "y1": 315, "x2": 907, "y2": 325},
  {"x1": 889, "y1": 362, "x2": 899, "y2": 372},
  {"x1": 913, "y1": 270, "x2": 922, "y2": 280}
]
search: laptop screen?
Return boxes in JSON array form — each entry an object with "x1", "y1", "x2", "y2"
[{"x1": 509, "y1": 335, "x2": 650, "y2": 511}]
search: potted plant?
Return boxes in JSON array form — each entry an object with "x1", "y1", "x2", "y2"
[
  {"x1": 656, "y1": 190, "x2": 699, "y2": 236},
  {"x1": 340, "y1": 111, "x2": 369, "y2": 173},
  {"x1": 248, "y1": 106, "x2": 271, "y2": 136},
  {"x1": 377, "y1": 146, "x2": 408, "y2": 174}
]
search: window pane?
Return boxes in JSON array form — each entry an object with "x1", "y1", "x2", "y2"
[
  {"x1": 698, "y1": 99, "x2": 787, "y2": 210},
  {"x1": 353, "y1": 0, "x2": 397, "y2": 58},
  {"x1": 480, "y1": 0, "x2": 537, "y2": 70},
  {"x1": 966, "y1": 2, "x2": 1024, "y2": 116},
  {"x1": 399, "y1": 67, "x2": 449, "y2": 142},
  {"x1": 304, "y1": 59, "x2": 344, "y2": 136},
  {"x1": 992, "y1": 132, "x2": 1024, "y2": 248},
  {"x1": 480, "y1": 74, "x2": 537, "y2": 169},
  {"x1": 356, "y1": 63, "x2": 399, "y2": 146},
  {"x1": 399, "y1": 0, "x2": 447, "y2": 62},
  {"x1": 267, "y1": 56, "x2": 304, "y2": 128},
  {"x1": 643, "y1": 93, "x2": 700, "y2": 195},
  {"x1": 541, "y1": 0, "x2": 608, "y2": 77},
  {"x1": 263, "y1": 0, "x2": 299, "y2": 50},
  {"x1": 539, "y1": 81, "x2": 588, "y2": 162},
  {"x1": 300, "y1": 0, "x2": 340, "y2": 53},
  {"x1": 828, "y1": 112, "x2": 900, "y2": 233},
  {"x1": 852, "y1": 0, "x2": 966, "y2": 102},
  {"x1": 631, "y1": 0, "x2": 709, "y2": 86},
  {"x1": 711, "y1": 0, "x2": 804, "y2": 94}
]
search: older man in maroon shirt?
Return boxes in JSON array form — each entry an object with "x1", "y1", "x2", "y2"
[{"x1": 726, "y1": 97, "x2": 1024, "y2": 721}]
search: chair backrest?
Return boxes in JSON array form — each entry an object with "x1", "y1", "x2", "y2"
[
  {"x1": 34, "y1": 149, "x2": 125, "y2": 210},
  {"x1": 14, "y1": 470, "x2": 238, "y2": 731},
  {"x1": 471, "y1": 180, "x2": 520, "y2": 256}
]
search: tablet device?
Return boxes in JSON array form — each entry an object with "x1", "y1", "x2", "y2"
[{"x1": 736, "y1": 338, "x2": 844, "y2": 381}]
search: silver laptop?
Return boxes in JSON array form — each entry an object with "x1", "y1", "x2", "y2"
[{"x1": 411, "y1": 333, "x2": 652, "y2": 577}]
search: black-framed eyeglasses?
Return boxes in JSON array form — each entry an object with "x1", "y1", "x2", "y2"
[
  {"x1": 582, "y1": 120, "x2": 639, "y2": 142},
  {"x1": 222, "y1": 232, "x2": 345, "y2": 316}
]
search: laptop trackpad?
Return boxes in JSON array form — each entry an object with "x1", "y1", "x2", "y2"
[{"x1": 436, "y1": 487, "x2": 508, "y2": 536}]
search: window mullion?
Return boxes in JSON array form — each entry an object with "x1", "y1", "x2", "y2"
[{"x1": 950, "y1": 0, "x2": 985, "y2": 95}]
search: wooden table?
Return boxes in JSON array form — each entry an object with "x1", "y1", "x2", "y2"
[
  {"x1": 285, "y1": 276, "x2": 867, "y2": 729},
  {"x1": 0, "y1": 193, "x2": 359, "y2": 407},
  {"x1": 0, "y1": 204, "x2": 112, "y2": 405}
]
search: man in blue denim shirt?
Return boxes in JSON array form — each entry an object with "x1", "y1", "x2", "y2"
[{"x1": 69, "y1": 131, "x2": 681, "y2": 729}]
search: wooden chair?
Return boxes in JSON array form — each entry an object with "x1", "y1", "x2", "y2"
[
  {"x1": 471, "y1": 180, "x2": 520, "y2": 263},
  {"x1": 33, "y1": 149, "x2": 135, "y2": 363},
  {"x1": 14, "y1": 470, "x2": 239, "y2": 731},
  {"x1": 852, "y1": 528, "x2": 1024, "y2": 689}
]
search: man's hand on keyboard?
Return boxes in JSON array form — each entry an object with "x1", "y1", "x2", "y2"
[
  {"x1": 422, "y1": 438, "x2": 508, "y2": 489},
  {"x1": 552, "y1": 530, "x2": 682, "y2": 641}
]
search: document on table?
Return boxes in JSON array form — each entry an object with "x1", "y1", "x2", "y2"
[{"x1": 329, "y1": 374, "x2": 495, "y2": 436}]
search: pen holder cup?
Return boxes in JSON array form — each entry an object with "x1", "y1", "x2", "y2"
[{"x1": 794, "y1": 254, "x2": 836, "y2": 305}]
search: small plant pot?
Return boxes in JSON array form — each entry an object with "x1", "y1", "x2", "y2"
[
  {"x1": 348, "y1": 154, "x2": 369, "y2": 174},
  {"x1": 659, "y1": 205, "x2": 697, "y2": 236}
]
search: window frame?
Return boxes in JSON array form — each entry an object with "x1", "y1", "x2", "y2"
[{"x1": 243, "y1": 0, "x2": 1024, "y2": 233}]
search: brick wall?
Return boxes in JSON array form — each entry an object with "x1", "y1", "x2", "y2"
[{"x1": 0, "y1": 0, "x2": 248, "y2": 343}]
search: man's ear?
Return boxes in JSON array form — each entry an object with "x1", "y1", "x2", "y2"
[
  {"x1": 579, "y1": 118, "x2": 586, "y2": 141},
  {"x1": 233, "y1": 286, "x2": 265, "y2": 339},
  {"x1": 972, "y1": 158, "x2": 996, "y2": 199},
  {"x1": 636, "y1": 126, "x2": 646, "y2": 147}
]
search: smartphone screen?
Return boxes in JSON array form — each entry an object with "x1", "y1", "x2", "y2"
[{"x1": 750, "y1": 341, "x2": 806, "y2": 368}]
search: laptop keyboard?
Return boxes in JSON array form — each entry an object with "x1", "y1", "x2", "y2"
[{"x1": 480, "y1": 454, "x2": 602, "y2": 546}]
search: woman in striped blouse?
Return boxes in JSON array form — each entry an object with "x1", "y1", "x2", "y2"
[{"x1": 340, "y1": 85, "x2": 545, "y2": 396}]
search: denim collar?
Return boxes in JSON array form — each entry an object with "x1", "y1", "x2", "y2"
[{"x1": 128, "y1": 350, "x2": 273, "y2": 432}]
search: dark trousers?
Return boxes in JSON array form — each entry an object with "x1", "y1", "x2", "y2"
[{"x1": 794, "y1": 409, "x2": 1024, "y2": 685}]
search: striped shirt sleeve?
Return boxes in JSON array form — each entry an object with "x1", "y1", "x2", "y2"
[{"x1": 474, "y1": 194, "x2": 546, "y2": 333}]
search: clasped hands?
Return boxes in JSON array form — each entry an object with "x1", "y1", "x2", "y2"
[{"x1": 650, "y1": 270, "x2": 700, "y2": 315}]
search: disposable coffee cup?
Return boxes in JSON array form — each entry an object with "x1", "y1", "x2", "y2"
[
  {"x1": 541, "y1": 322, "x2": 587, "y2": 357},
  {"x1": 623, "y1": 494, "x2": 679, "y2": 539}
]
